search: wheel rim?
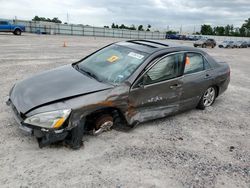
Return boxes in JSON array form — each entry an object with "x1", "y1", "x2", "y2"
[{"x1": 203, "y1": 87, "x2": 215, "y2": 107}]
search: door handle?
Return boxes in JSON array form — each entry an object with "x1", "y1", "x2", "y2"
[
  {"x1": 204, "y1": 73, "x2": 211, "y2": 79},
  {"x1": 170, "y1": 84, "x2": 182, "y2": 89}
]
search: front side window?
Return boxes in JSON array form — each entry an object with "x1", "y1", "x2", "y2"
[
  {"x1": 142, "y1": 53, "x2": 184, "y2": 85},
  {"x1": 184, "y1": 53, "x2": 204, "y2": 74},
  {"x1": 204, "y1": 59, "x2": 211, "y2": 70},
  {"x1": 77, "y1": 44, "x2": 148, "y2": 84}
]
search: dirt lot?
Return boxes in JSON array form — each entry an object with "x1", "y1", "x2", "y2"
[{"x1": 0, "y1": 33, "x2": 249, "y2": 188}]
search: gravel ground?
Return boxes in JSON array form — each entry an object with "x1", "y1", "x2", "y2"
[{"x1": 0, "y1": 33, "x2": 249, "y2": 188}]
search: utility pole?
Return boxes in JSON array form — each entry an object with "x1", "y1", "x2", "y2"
[{"x1": 67, "y1": 12, "x2": 69, "y2": 23}]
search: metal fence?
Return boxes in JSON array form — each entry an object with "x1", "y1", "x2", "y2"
[
  {"x1": 2, "y1": 19, "x2": 249, "y2": 42},
  {"x1": 12, "y1": 19, "x2": 166, "y2": 40}
]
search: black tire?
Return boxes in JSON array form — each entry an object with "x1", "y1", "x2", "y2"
[
  {"x1": 13, "y1": 29, "x2": 22, "y2": 35},
  {"x1": 197, "y1": 86, "x2": 217, "y2": 110}
]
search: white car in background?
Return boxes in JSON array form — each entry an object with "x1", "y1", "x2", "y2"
[{"x1": 218, "y1": 41, "x2": 235, "y2": 48}]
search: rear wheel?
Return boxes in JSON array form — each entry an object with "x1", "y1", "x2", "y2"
[
  {"x1": 197, "y1": 86, "x2": 216, "y2": 110},
  {"x1": 13, "y1": 29, "x2": 22, "y2": 35}
]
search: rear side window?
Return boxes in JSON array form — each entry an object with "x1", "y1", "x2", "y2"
[
  {"x1": 184, "y1": 53, "x2": 204, "y2": 74},
  {"x1": 204, "y1": 59, "x2": 211, "y2": 69},
  {"x1": 0, "y1": 21, "x2": 8, "y2": 25}
]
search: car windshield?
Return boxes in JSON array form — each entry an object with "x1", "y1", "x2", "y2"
[
  {"x1": 199, "y1": 39, "x2": 206, "y2": 41},
  {"x1": 76, "y1": 44, "x2": 148, "y2": 84}
]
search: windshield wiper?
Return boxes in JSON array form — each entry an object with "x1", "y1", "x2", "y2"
[
  {"x1": 75, "y1": 65, "x2": 101, "y2": 82},
  {"x1": 83, "y1": 70, "x2": 100, "y2": 81}
]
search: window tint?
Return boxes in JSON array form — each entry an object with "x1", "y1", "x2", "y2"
[
  {"x1": 143, "y1": 53, "x2": 184, "y2": 85},
  {"x1": 204, "y1": 59, "x2": 211, "y2": 70},
  {"x1": 184, "y1": 53, "x2": 204, "y2": 74},
  {"x1": 78, "y1": 44, "x2": 148, "y2": 84},
  {"x1": 0, "y1": 21, "x2": 8, "y2": 25}
]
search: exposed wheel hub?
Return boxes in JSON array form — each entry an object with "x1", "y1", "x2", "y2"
[{"x1": 93, "y1": 115, "x2": 113, "y2": 135}]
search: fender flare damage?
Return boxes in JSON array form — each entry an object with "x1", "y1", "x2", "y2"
[{"x1": 37, "y1": 118, "x2": 85, "y2": 149}]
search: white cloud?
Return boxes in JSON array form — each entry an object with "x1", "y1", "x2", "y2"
[{"x1": 0, "y1": 0, "x2": 249, "y2": 31}]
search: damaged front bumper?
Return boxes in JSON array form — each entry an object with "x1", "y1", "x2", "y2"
[{"x1": 6, "y1": 98, "x2": 69, "y2": 147}]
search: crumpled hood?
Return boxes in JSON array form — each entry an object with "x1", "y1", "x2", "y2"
[{"x1": 10, "y1": 65, "x2": 113, "y2": 114}]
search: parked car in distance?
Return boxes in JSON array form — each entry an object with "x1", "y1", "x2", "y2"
[
  {"x1": 234, "y1": 41, "x2": 248, "y2": 48},
  {"x1": 179, "y1": 35, "x2": 186, "y2": 40},
  {"x1": 186, "y1": 35, "x2": 198, "y2": 41},
  {"x1": 194, "y1": 38, "x2": 216, "y2": 48},
  {"x1": 7, "y1": 40, "x2": 230, "y2": 149},
  {"x1": 218, "y1": 41, "x2": 235, "y2": 48},
  {"x1": 247, "y1": 41, "x2": 250, "y2": 47},
  {"x1": 166, "y1": 34, "x2": 180, "y2": 40},
  {"x1": 0, "y1": 20, "x2": 25, "y2": 35},
  {"x1": 166, "y1": 34, "x2": 187, "y2": 40}
]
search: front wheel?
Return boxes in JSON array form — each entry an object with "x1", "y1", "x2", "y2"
[
  {"x1": 93, "y1": 114, "x2": 114, "y2": 135},
  {"x1": 197, "y1": 87, "x2": 216, "y2": 110}
]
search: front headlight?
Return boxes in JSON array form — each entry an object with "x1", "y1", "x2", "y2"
[{"x1": 24, "y1": 109, "x2": 71, "y2": 129}]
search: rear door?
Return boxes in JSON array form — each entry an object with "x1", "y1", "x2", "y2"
[
  {"x1": 0, "y1": 21, "x2": 10, "y2": 31},
  {"x1": 180, "y1": 52, "x2": 214, "y2": 110},
  {"x1": 128, "y1": 52, "x2": 185, "y2": 124}
]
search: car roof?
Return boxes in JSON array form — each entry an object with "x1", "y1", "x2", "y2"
[{"x1": 116, "y1": 39, "x2": 204, "y2": 54}]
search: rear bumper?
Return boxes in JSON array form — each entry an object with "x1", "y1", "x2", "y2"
[
  {"x1": 194, "y1": 43, "x2": 202, "y2": 46},
  {"x1": 218, "y1": 76, "x2": 230, "y2": 96}
]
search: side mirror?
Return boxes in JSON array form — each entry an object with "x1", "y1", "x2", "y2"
[
  {"x1": 138, "y1": 82, "x2": 144, "y2": 88},
  {"x1": 137, "y1": 74, "x2": 148, "y2": 88}
]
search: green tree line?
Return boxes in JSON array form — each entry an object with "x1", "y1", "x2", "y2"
[
  {"x1": 200, "y1": 18, "x2": 250, "y2": 37},
  {"x1": 32, "y1": 16, "x2": 62, "y2": 23},
  {"x1": 105, "y1": 23, "x2": 152, "y2": 31}
]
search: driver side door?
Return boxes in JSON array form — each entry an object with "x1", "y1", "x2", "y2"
[{"x1": 127, "y1": 52, "x2": 185, "y2": 124}]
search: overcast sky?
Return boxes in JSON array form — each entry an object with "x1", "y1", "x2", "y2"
[{"x1": 0, "y1": 0, "x2": 249, "y2": 32}]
